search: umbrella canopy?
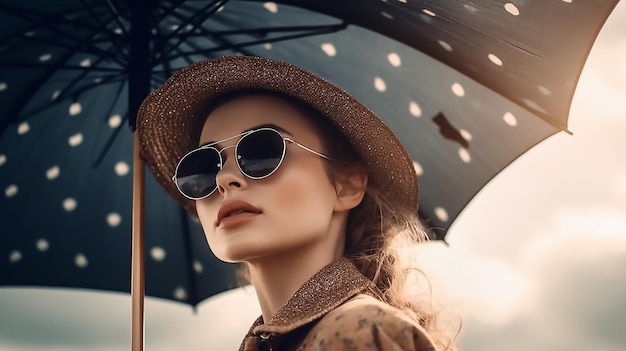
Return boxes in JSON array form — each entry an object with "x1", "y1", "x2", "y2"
[{"x1": 0, "y1": 0, "x2": 618, "y2": 307}]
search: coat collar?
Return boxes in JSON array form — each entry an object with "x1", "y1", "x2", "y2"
[{"x1": 240, "y1": 257, "x2": 377, "y2": 349}]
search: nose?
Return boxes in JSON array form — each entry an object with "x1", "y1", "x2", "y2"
[{"x1": 215, "y1": 148, "x2": 247, "y2": 196}]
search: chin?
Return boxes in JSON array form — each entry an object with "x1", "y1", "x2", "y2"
[{"x1": 210, "y1": 244, "x2": 262, "y2": 263}]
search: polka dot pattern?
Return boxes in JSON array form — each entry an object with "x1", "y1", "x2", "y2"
[
  {"x1": 503, "y1": 112, "x2": 518, "y2": 126},
  {"x1": 5, "y1": 185, "x2": 18, "y2": 198},
  {"x1": 173, "y1": 286, "x2": 187, "y2": 300},
  {"x1": 0, "y1": 0, "x2": 609, "y2": 304},
  {"x1": 75, "y1": 253, "x2": 88, "y2": 268},
  {"x1": 108, "y1": 114, "x2": 122, "y2": 128},
  {"x1": 69, "y1": 102, "x2": 82, "y2": 115},
  {"x1": 438, "y1": 40, "x2": 453, "y2": 52},
  {"x1": 321, "y1": 43, "x2": 336, "y2": 57},
  {"x1": 373, "y1": 77, "x2": 387, "y2": 92},
  {"x1": 193, "y1": 261, "x2": 203, "y2": 273},
  {"x1": 459, "y1": 129, "x2": 473, "y2": 141},
  {"x1": 46, "y1": 166, "x2": 60, "y2": 180},
  {"x1": 114, "y1": 161, "x2": 129, "y2": 176},
  {"x1": 36, "y1": 239, "x2": 49, "y2": 251},
  {"x1": 422, "y1": 9, "x2": 436, "y2": 17},
  {"x1": 488, "y1": 54, "x2": 503, "y2": 66},
  {"x1": 150, "y1": 247, "x2": 166, "y2": 261},
  {"x1": 381, "y1": 12, "x2": 393, "y2": 20},
  {"x1": 63, "y1": 198, "x2": 77, "y2": 212},
  {"x1": 68, "y1": 133, "x2": 83, "y2": 147},
  {"x1": 409, "y1": 101, "x2": 422, "y2": 118},
  {"x1": 17, "y1": 122, "x2": 30, "y2": 135},
  {"x1": 106, "y1": 212, "x2": 122, "y2": 227},
  {"x1": 412, "y1": 161, "x2": 423, "y2": 176},
  {"x1": 538, "y1": 85, "x2": 552, "y2": 96},
  {"x1": 434, "y1": 207, "x2": 449, "y2": 222},
  {"x1": 451, "y1": 82, "x2": 465, "y2": 97},
  {"x1": 505, "y1": 3, "x2": 520, "y2": 16},
  {"x1": 263, "y1": 2, "x2": 278, "y2": 13},
  {"x1": 464, "y1": 4, "x2": 478, "y2": 13},
  {"x1": 9, "y1": 250, "x2": 22, "y2": 263},
  {"x1": 458, "y1": 148, "x2": 471, "y2": 163}
]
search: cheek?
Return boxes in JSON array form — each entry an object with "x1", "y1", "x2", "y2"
[
  {"x1": 271, "y1": 164, "x2": 337, "y2": 219},
  {"x1": 196, "y1": 200, "x2": 215, "y2": 223},
  {"x1": 196, "y1": 200, "x2": 219, "y2": 238}
]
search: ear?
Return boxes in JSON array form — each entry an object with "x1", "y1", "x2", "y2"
[{"x1": 333, "y1": 166, "x2": 368, "y2": 212}]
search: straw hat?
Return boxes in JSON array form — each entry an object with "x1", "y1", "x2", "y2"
[{"x1": 137, "y1": 55, "x2": 419, "y2": 215}]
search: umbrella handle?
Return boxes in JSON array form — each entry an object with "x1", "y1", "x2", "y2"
[{"x1": 131, "y1": 131, "x2": 145, "y2": 351}]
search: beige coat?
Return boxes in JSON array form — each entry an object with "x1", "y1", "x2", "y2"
[{"x1": 239, "y1": 258, "x2": 438, "y2": 351}]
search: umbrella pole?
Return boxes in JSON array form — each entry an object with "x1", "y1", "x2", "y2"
[{"x1": 131, "y1": 131, "x2": 145, "y2": 351}]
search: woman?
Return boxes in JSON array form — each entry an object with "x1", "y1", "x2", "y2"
[{"x1": 137, "y1": 56, "x2": 457, "y2": 351}]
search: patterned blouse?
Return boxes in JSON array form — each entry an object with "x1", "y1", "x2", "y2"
[{"x1": 238, "y1": 258, "x2": 438, "y2": 351}]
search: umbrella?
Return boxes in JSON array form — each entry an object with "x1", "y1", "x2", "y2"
[{"x1": 0, "y1": 0, "x2": 618, "y2": 349}]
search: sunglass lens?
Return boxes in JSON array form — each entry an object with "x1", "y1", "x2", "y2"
[
  {"x1": 176, "y1": 148, "x2": 220, "y2": 199},
  {"x1": 238, "y1": 129, "x2": 285, "y2": 178}
]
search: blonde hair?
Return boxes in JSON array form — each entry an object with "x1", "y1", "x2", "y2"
[
  {"x1": 342, "y1": 189, "x2": 460, "y2": 351},
  {"x1": 218, "y1": 90, "x2": 460, "y2": 349}
]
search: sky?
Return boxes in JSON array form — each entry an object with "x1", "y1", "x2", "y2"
[{"x1": 1, "y1": 2, "x2": 625, "y2": 351}]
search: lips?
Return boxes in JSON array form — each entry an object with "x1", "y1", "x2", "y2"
[{"x1": 216, "y1": 200, "x2": 262, "y2": 226}]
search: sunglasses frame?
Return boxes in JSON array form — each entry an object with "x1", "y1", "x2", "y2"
[{"x1": 172, "y1": 127, "x2": 331, "y2": 200}]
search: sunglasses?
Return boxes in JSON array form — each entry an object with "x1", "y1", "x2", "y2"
[{"x1": 173, "y1": 127, "x2": 331, "y2": 200}]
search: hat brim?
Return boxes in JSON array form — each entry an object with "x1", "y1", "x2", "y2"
[{"x1": 137, "y1": 55, "x2": 418, "y2": 215}]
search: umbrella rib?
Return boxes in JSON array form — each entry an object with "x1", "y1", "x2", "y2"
[
  {"x1": 1, "y1": 33, "x2": 115, "y2": 61},
  {"x1": 54, "y1": 53, "x2": 125, "y2": 104},
  {"x1": 162, "y1": 0, "x2": 227, "y2": 40},
  {"x1": 91, "y1": 79, "x2": 128, "y2": 168},
  {"x1": 150, "y1": 24, "x2": 177, "y2": 81},
  {"x1": 167, "y1": 24, "x2": 256, "y2": 61},
  {"x1": 80, "y1": 0, "x2": 129, "y2": 64},
  {"x1": 16, "y1": 74, "x2": 126, "y2": 120},
  {"x1": 167, "y1": 23, "x2": 346, "y2": 59},
  {"x1": 152, "y1": 0, "x2": 188, "y2": 25},
  {"x1": 104, "y1": 0, "x2": 131, "y2": 38},
  {"x1": 172, "y1": 46, "x2": 198, "y2": 66},
  {"x1": 0, "y1": 16, "x2": 121, "y2": 135},
  {"x1": 0, "y1": 61, "x2": 123, "y2": 72},
  {"x1": 0, "y1": 3, "x2": 100, "y2": 34},
  {"x1": 199, "y1": 23, "x2": 349, "y2": 36},
  {"x1": 149, "y1": 0, "x2": 182, "y2": 69},
  {"x1": 0, "y1": 50, "x2": 70, "y2": 135},
  {"x1": 92, "y1": 117, "x2": 127, "y2": 168},
  {"x1": 155, "y1": 0, "x2": 230, "y2": 63},
  {"x1": 426, "y1": 13, "x2": 572, "y2": 130},
  {"x1": 434, "y1": 12, "x2": 543, "y2": 59},
  {"x1": 148, "y1": 21, "x2": 172, "y2": 91},
  {"x1": 0, "y1": 3, "x2": 127, "y2": 67}
]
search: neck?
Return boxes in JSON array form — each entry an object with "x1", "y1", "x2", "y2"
[{"x1": 248, "y1": 243, "x2": 343, "y2": 323}]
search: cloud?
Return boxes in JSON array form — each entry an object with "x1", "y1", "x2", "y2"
[
  {"x1": 0, "y1": 288, "x2": 130, "y2": 350},
  {"x1": 458, "y1": 244, "x2": 626, "y2": 351},
  {"x1": 0, "y1": 287, "x2": 260, "y2": 351},
  {"x1": 144, "y1": 287, "x2": 260, "y2": 351},
  {"x1": 572, "y1": 1, "x2": 626, "y2": 111},
  {"x1": 454, "y1": 208, "x2": 626, "y2": 351},
  {"x1": 410, "y1": 243, "x2": 531, "y2": 325},
  {"x1": 523, "y1": 208, "x2": 626, "y2": 264}
]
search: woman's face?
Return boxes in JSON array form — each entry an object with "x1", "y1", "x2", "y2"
[{"x1": 196, "y1": 94, "x2": 347, "y2": 264}]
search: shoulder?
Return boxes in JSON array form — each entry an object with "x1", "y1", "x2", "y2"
[{"x1": 299, "y1": 294, "x2": 438, "y2": 351}]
